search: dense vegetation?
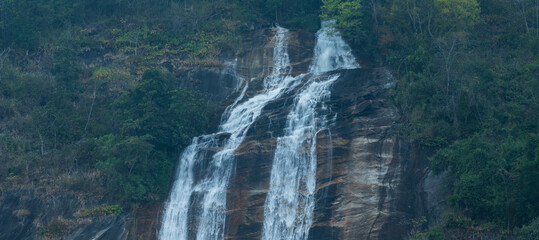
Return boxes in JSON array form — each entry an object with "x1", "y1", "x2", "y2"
[
  {"x1": 1, "y1": 0, "x2": 538, "y2": 239},
  {"x1": 0, "y1": 0, "x2": 225, "y2": 206},
  {"x1": 0, "y1": 0, "x2": 323, "y2": 211},
  {"x1": 323, "y1": 0, "x2": 538, "y2": 238}
]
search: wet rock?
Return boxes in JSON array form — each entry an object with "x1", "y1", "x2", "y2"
[
  {"x1": 125, "y1": 202, "x2": 162, "y2": 240},
  {"x1": 66, "y1": 215, "x2": 128, "y2": 240},
  {"x1": 0, "y1": 189, "x2": 128, "y2": 240},
  {"x1": 223, "y1": 68, "x2": 436, "y2": 240}
]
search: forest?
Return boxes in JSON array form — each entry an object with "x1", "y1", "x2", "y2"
[{"x1": 0, "y1": 0, "x2": 538, "y2": 239}]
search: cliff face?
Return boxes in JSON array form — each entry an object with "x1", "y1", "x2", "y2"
[
  {"x1": 223, "y1": 31, "x2": 435, "y2": 240},
  {"x1": 310, "y1": 68, "x2": 404, "y2": 240},
  {"x1": 225, "y1": 68, "x2": 418, "y2": 240},
  {"x1": 151, "y1": 27, "x2": 439, "y2": 240},
  {"x1": 0, "y1": 27, "x2": 440, "y2": 240},
  {"x1": 0, "y1": 188, "x2": 129, "y2": 240},
  {"x1": 0, "y1": 43, "x2": 245, "y2": 240}
]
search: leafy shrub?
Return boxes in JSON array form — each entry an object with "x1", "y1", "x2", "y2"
[
  {"x1": 96, "y1": 69, "x2": 208, "y2": 202},
  {"x1": 81, "y1": 204, "x2": 123, "y2": 217},
  {"x1": 39, "y1": 217, "x2": 72, "y2": 237},
  {"x1": 518, "y1": 217, "x2": 539, "y2": 240}
]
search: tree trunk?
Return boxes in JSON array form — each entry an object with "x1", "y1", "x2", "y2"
[{"x1": 84, "y1": 82, "x2": 97, "y2": 132}]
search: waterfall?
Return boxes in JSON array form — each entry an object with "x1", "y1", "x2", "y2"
[
  {"x1": 261, "y1": 20, "x2": 359, "y2": 240},
  {"x1": 159, "y1": 26, "x2": 299, "y2": 240},
  {"x1": 160, "y1": 20, "x2": 358, "y2": 240},
  {"x1": 309, "y1": 20, "x2": 359, "y2": 73},
  {"x1": 221, "y1": 59, "x2": 244, "y2": 91}
]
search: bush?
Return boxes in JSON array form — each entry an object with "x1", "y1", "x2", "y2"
[
  {"x1": 518, "y1": 217, "x2": 539, "y2": 240},
  {"x1": 39, "y1": 217, "x2": 73, "y2": 237},
  {"x1": 96, "y1": 69, "x2": 208, "y2": 202},
  {"x1": 81, "y1": 204, "x2": 123, "y2": 217}
]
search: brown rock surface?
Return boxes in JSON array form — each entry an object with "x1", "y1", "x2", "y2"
[
  {"x1": 150, "y1": 28, "x2": 439, "y2": 240},
  {"x1": 223, "y1": 67, "x2": 421, "y2": 240}
]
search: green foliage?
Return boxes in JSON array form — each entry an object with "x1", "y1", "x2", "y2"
[
  {"x1": 1, "y1": 34, "x2": 209, "y2": 204},
  {"x1": 0, "y1": 0, "x2": 39, "y2": 49},
  {"x1": 406, "y1": 216, "x2": 428, "y2": 240},
  {"x1": 81, "y1": 204, "x2": 123, "y2": 217},
  {"x1": 39, "y1": 217, "x2": 71, "y2": 237},
  {"x1": 0, "y1": 0, "x2": 248, "y2": 209},
  {"x1": 324, "y1": 0, "x2": 539, "y2": 236},
  {"x1": 430, "y1": 124, "x2": 538, "y2": 229},
  {"x1": 1, "y1": 0, "x2": 537, "y2": 237},
  {"x1": 118, "y1": 69, "x2": 208, "y2": 150},
  {"x1": 321, "y1": 0, "x2": 364, "y2": 44},
  {"x1": 518, "y1": 217, "x2": 539, "y2": 240},
  {"x1": 433, "y1": 0, "x2": 480, "y2": 35},
  {"x1": 53, "y1": 47, "x2": 82, "y2": 86},
  {"x1": 96, "y1": 134, "x2": 153, "y2": 202},
  {"x1": 408, "y1": 232, "x2": 428, "y2": 240},
  {"x1": 96, "y1": 69, "x2": 208, "y2": 202},
  {"x1": 234, "y1": 0, "x2": 322, "y2": 30},
  {"x1": 418, "y1": 213, "x2": 517, "y2": 239}
]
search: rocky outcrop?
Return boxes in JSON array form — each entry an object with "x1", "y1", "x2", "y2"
[
  {"x1": 66, "y1": 215, "x2": 127, "y2": 240},
  {"x1": 0, "y1": 188, "x2": 128, "y2": 240},
  {"x1": 310, "y1": 68, "x2": 402, "y2": 239},
  {"x1": 219, "y1": 29, "x2": 440, "y2": 239},
  {"x1": 223, "y1": 67, "x2": 423, "y2": 240},
  {"x1": 310, "y1": 68, "x2": 406, "y2": 240},
  {"x1": 126, "y1": 203, "x2": 163, "y2": 240},
  {"x1": 146, "y1": 27, "x2": 442, "y2": 240},
  {"x1": 120, "y1": 27, "x2": 443, "y2": 240},
  {"x1": 0, "y1": 27, "x2": 444, "y2": 240},
  {"x1": 236, "y1": 29, "x2": 315, "y2": 80}
]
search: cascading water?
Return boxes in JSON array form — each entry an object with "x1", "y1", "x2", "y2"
[
  {"x1": 159, "y1": 26, "x2": 299, "y2": 240},
  {"x1": 160, "y1": 20, "x2": 358, "y2": 240},
  {"x1": 261, "y1": 20, "x2": 359, "y2": 240},
  {"x1": 309, "y1": 20, "x2": 359, "y2": 73}
]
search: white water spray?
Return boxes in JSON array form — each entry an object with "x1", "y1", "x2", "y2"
[
  {"x1": 309, "y1": 20, "x2": 359, "y2": 73},
  {"x1": 261, "y1": 20, "x2": 359, "y2": 240},
  {"x1": 159, "y1": 26, "x2": 299, "y2": 240}
]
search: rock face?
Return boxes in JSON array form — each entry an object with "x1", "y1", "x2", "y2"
[
  {"x1": 148, "y1": 27, "x2": 440, "y2": 240},
  {"x1": 224, "y1": 68, "x2": 420, "y2": 240},
  {"x1": 221, "y1": 31, "x2": 435, "y2": 239},
  {"x1": 0, "y1": 27, "x2": 440, "y2": 240},
  {"x1": 310, "y1": 68, "x2": 404, "y2": 240},
  {"x1": 0, "y1": 188, "x2": 129, "y2": 240}
]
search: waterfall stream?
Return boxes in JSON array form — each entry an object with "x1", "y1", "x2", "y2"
[
  {"x1": 159, "y1": 20, "x2": 358, "y2": 240},
  {"x1": 261, "y1": 20, "x2": 359, "y2": 240},
  {"x1": 159, "y1": 26, "x2": 299, "y2": 240}
]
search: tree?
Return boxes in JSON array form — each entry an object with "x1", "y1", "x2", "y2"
[
  {"x1": 321, "y1": 0, "x2": 364, "y2": 44},
  {"x1": 0, "y1": 47, "x2": 9, "y2": 78},
  {"x1": 97, "y1": 69, "x2": 208, "y2": 202},
  {"x1": 432, "y1": 0, "x2": 480, "y2": 36}
]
